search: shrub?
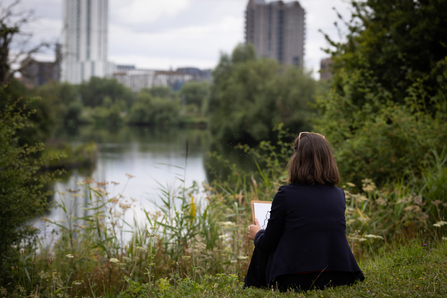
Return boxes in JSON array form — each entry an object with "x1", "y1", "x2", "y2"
[{"x1": 0, "y1": 93, "x2": 60, "y2": 284}]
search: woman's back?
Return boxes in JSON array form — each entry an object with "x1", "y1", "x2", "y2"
[
  {"x1": 255, "y1": 183, "x2": 362, "y2": 284},
  {"x1": 245, "y1": 132, "x2": 364, "y2": 290}
]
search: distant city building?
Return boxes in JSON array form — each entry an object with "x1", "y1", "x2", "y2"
[
  {"x1": 320, "y1": 58, "x2": 333, "y2": 80},
  {"x1": 245, "y1": 0, "x2": 305, "y2": 67},
  {"x1": 112, "y1": 68, "x2": 199, "y2": 92},
  {"x1": 112, "y1": 66, "x2": 211, "y2": 92},
  {"x1": 20, "y1": 44, "x2": 62, "y2": 87},
  {"x1": 116, "y1": 65, "x2": 136, "y2": 71},
  {"x1": 62, "y1": 0, "x2": 113, "y2": 84},
  {"x1": 176, "y1": 67, "x2": 212, "y2": 82}
]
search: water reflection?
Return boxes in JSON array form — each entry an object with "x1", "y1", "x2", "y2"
[
  {"x1": 35, "y1": 126, "x2": 212, "y2": 237},
  {"x1": 34, "y1": 125, "x2": 261, "y2": 241}
]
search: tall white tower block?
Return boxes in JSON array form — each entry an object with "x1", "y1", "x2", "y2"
[{"x1": 62, "y1": 0, "x2": 112, "y2": 84}]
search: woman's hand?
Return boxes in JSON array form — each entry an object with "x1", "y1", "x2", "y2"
[{"x1": 247, "y1": 218, "x2": 262, "y2": 241}]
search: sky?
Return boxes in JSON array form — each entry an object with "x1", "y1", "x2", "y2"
[{"x1": 18, "y1": 0, "x2": 353, "y2": 79}]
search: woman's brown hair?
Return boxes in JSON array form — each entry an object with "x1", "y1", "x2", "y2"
[{"x1": 287, "y1": 132, "x2": 339, "y2": 185}]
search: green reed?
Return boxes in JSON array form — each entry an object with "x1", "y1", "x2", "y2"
[{"x1": 3, "y1": 127, "x2": 447, "y2": 297}]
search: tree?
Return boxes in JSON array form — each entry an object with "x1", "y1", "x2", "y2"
[
  {"x1": 315, "y1": 0, "x2": 447, "y2": 185},
  {"x1": 179, "y1": 81, "x2": 210, "y2": 109},
  {"x1": 35, "y1": 81, "x2": 81, "y2": 127},
  {"x1": 208, "y1": 43, "x2": 316, "y2": 144},
  {"x1": 322, "y1": 0, "x2": 447, "y2": 112},
  {"x1": 79, "y1": 77, "x2": 134, "y2": 108},
  {"x1": 143, "y1": 86, "x2": 173, "y2": 98},
  {"x1": 0, "y1": 0, "x2": 55, "y2": 85},
  {"x1": 0, "y1": 90, "x2": 59, "y2": 284},
  {"x1": 128, "y1": 89, "x2": 181, "y2": 126}
]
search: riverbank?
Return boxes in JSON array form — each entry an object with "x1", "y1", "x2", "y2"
[
  {"x1": 41, "y1": 139, "x2": 97, "y2": 169},
  {"x1": 114, "y1": 240, "x2": 447, "y2": 297}
]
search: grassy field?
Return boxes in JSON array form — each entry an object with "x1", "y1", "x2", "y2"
[{"x1": 111, "y1": 240, "x2": 447, "y2": 298}]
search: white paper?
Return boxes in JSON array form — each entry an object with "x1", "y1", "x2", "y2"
[{"x1": 254, "y1": 202, "x2": 272, "y2": 229}]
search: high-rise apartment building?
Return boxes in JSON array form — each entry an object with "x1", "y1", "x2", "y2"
[
  {"x1": 245, "y1": 0, "x2": 305, "y2": 67},
  {"x1": 62, "y1": 0, "x2": 112, "y2": 84}
]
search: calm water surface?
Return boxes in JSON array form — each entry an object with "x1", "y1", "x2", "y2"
[{"x1": 34, "y1": 126, "x2": 232, "y2": 236}]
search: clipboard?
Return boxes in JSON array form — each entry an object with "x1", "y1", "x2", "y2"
[{"x1": 250, "y1": 200, "x2": 272, "y2": 230}]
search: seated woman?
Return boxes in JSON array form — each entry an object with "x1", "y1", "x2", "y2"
[{"x1": 245, "y1": 132, "x2": 364, "y2": 292}]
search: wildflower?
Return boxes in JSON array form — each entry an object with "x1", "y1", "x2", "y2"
[
  {"x1": 123, "y1": 257, "x2": 132, "y2": 262},
  {"x1": 355, "y1": 195, "x2": 368, "y2": 203},
  {"x1": 66, "y1": 254, "x2": 74, "y2": 258},
  {"x1": 404, "y1": 205, "x2": 421, "y2": 213},
  {"x1": 125, "y1": 173, "x2": 135, "y2": 179},
  {"x1": 73, "y1": 281, "x2": 83, "y2": 286},
  {"x1": 175, "y1": 210, "x2": 184, "y2": 215},
  {"x1": 432, "y1": 200, "x2": 443, "y2": 207},
  {"x1": 365, "y1": 234, "x2": 384, "y2": 240},
  {"x1": 230, "y1": 260, "x2": 237, "y2": 263},
  {"x1": 359, "y1": 238, "x2": 367, "y2": 242},
  {"x1": 376, "y1": 198, "x2": 387, "y2": 206},
  {"x1": 362, "y1": 184, "x2": 376, "y2": 193},
  {"x1": 442, "y1": 237, "x2": 447, "y2": 241},
  {"x1": 433, "y1": 221, "x2": 447, "y2": 228},
  {"x1": 423, "y1": 244, "x2": 427, "y2": 247},
  {"x1": 237, "y1": 255, "x2": 249, "y2": 260},
  {"x1": 413, "y1": 196, "x2": 425, "y2": 206},
  {"x1": 358, "y1": 217, "x2": 370, "y2": 223},
  {"x1": 119, "y1": 203, "x2": 131, "y2": 210},
  {"x1": 219, "y1": 234, "x2": 229, "y2": 239},
  {"x1": 135, "y1": 246, "x2": 146, "y2": 252},
  {"x1": 111, "y1": 181, "x2": 120, "y2": 185},
  {"x1": 109, "y1": 258, "x2": 119, "y2": 263},
  {"x1": 346, "y1": 182, "x2": 356, "y2": 188}
]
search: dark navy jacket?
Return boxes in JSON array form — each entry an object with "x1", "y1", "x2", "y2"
[{"x1": 254, "y1": 183, "x2": 363, "y2": 284}]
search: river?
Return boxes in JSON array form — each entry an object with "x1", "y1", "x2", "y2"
[{"x1": 33, "y1": 125, "x2": 253, "y2": 238}]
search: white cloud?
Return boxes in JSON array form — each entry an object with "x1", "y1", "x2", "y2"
[
  {"x1": 111, "y1": 0, "x2": 190, "y2": 24},
  {"x1": 108, "y1": 15, "x2": 243, "y2": 69}
]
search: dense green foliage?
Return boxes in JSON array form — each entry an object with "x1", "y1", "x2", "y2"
[
  {"x1": 128, "y1": 89, "x2": 181, "y2": 125},
  {"x1": 316, "y1": 0, "x2": 447, "y2": 185},
  {"x1": 0, "y1": 80, "x2": 54, "y2": 147},
  {"x1": 0, "y1": 91, "x2": 60, "y2": 285},
  {"x1": 180, "y1": 81, "x2": 210, "y2": 109},
  {"x1": 34, "y1": 81, "x2": 83, "y2": 127},
  {"x1": 79, "y1": 77, "x2": 135, "y2": 108},
  {"x1": 208, "y1": 44, "x2": 317, "y2": 144}
]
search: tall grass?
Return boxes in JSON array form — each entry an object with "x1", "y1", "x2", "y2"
[{"x1": 3, "y1": 128, "x2": 447, "y2": 297}]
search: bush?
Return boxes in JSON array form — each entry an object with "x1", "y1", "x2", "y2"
[
  {"x1": 128, "y1": 90, "x2": 180, "y2": 126},
  {"x1": 0, "y1": 93, "x2": 60, "y2": 284}
]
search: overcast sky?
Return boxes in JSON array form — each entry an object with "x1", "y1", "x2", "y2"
[{"x1": 18, "y1": 0, "x2": 352, "y2": 79}]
